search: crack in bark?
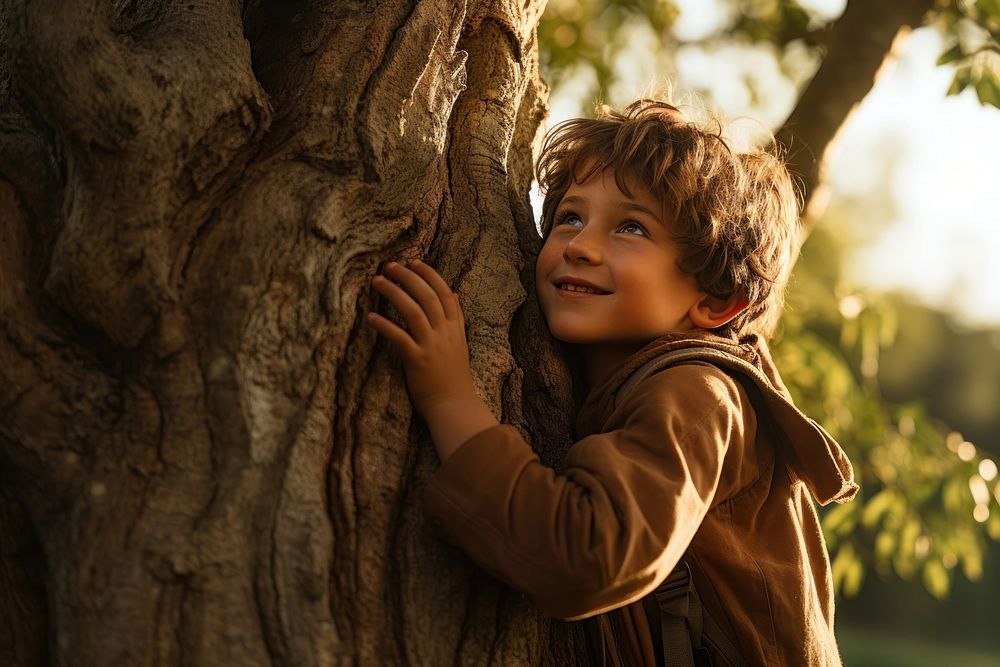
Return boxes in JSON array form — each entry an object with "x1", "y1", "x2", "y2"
[
  {"x1": 0, "y1": 486, "x2": 50, "y2": 667},
  {"x1": 257, "y1": 521, "x2": 285, "y2": 665}
]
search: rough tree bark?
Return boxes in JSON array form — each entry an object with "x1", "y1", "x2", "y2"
[{"x1": 0, "y1": 1, "x2": 582, "y2": 665}]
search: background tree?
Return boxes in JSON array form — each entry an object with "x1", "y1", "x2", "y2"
[{"x1": 1, "y1": 1, "x2": 997, "y2": 666}]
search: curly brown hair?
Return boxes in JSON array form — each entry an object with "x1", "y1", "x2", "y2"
[{"x1": 536, "y1": 99, "x2": 800, "y2": 338}]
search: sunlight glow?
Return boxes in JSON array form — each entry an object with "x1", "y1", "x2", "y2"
[
  {"x1": 828, "y1": 29, "x2": 1000, "y2": 328},
  {"x1": 970, "y1": 475, "x2": 990, "y2": 505},
  {"x1": 795, "y1": 0, "x2": 847, "y2": 22},
  {"x1": 838, "y1": 295, "x2": 865, "y2": 319},
  {"x1": 671, "y1": 0, "x2": 733, "y2": 41},
  {"x1": 958, "y1": 441, "x2": 978, "y2": 462}
]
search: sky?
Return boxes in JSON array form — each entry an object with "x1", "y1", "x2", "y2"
[
  {"x1": 537, "y1": 0, "x2": 1000, "y2": 329},
  {"x1": 826, "y1": 29, "x2": 1000, "y2": 329}
]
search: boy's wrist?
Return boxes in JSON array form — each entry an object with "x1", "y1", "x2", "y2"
[{"x1": 421, "y1": 395, "x2": 499, "y2": 462}]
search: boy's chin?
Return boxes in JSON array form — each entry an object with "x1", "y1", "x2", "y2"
[
  {"x1": 548, "y1": 332, "x2": 655, "y2": 349},
  {"x1": 546, "y1": 328, "x2": 589, "y2": 345}
]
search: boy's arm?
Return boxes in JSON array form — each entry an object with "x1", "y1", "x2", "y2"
[
  {"x1": 423, "y1": 364, "x2": 747, "y2": 620},
  {"x1": 366, "y1": 260, "x2": 498, "y2": 461}
]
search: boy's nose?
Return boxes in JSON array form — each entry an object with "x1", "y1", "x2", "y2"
[{"x1": 562, "y1": 231, "x2": 602, "y2": 264}]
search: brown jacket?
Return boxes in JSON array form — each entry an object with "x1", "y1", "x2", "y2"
[{"x1": 424, "y1": 332, "x2": 858, "y2": 665}]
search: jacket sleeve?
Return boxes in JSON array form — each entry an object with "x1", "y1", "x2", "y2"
[{"x1": 422, "y1": 363, "x2": 751, "y2": 620}]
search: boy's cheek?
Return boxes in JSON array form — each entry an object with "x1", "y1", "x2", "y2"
[{"x1": 534, "y1": 238, "x2": 561, "y2": 277}]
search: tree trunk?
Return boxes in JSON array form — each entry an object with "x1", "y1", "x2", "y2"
[{"x1": 0, "y1": 1, "x2": 583, "y2": 664}]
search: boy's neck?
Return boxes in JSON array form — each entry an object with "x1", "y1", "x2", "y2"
[{"x1": 583, "y1": 342, "x2": 647, "y2": 389}]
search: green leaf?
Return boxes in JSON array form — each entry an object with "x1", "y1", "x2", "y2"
[
  {"x1": 832, "y1": 543, "x2": 864, "y2": 597},
  {"x1": 937, "y1": 42, "x2": 966, "y2": 65},
  {"x1": 861, "y1": 489, "x2": 896, "y2": 528},
  {"x1": 821, "y1": 501, "x2": 856, "y2": 536},
  {"x1": 943, "y1": 477, "x2": 969, "y2": 513},
  {"x1": 974, "y1": 72, "x2": 1000, "y2": 107},
  {"x1": 948, "y1": 67, "x2": 974, "y2": 95},
  {"x1": 900, "y1": 517, "x2": 922, "y2": 556},
  {"x1": 962, "y1": 549, "x2": 984, "y2": 580},
  {"x1": 875, "y1": 530, "x2": 897, "y2": 561},
  {"x1": 783, "y1": 4, "x2": 812, "y2": 32},
  {"x1": 844, "y1": 556, "x2": 865, "y2": 597},
  {"x1": 922, "y1": 559, "x2": 950, "y2": 599},
  {"x1": 988, "y1": 511, "x2": 1000, "y2": 540},
  {"x1": 977, "y1": 0, "x2": 1000, "y2": 30}
]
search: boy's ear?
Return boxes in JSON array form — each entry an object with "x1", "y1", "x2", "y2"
[{"x1": 689, "y1": 291, "x2": 749, "y2": 329}]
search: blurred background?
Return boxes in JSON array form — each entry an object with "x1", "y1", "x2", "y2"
[{"x1": 534, "y1": 1, "x2": 1000, "y2": 664}]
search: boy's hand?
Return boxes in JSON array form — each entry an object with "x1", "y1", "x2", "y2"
[{"x1": 366, "y1": 260, "x2": 497, "y2": 460}]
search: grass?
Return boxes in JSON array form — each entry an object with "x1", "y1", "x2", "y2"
[{"x1": 839, "y1": 625, "x2": 1000, "y2": 667}]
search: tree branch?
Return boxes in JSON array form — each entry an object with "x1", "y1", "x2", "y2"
[{"x1": 775, "y1": 0, "x2": 935, "y2": 229}]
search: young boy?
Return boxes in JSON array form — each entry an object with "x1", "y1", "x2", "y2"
[{"x1": 366, "y1": 100, "x2": 858, "y2": 666}]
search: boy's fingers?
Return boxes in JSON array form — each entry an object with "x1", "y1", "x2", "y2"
[
  {"x1": 409, "y1": 260, "x2": 461, "y2": 320},
  {"x1": 365, "y1": 312, "x2": 418, "y2": 357},
  {"x1": 372, "y1": 276, "x2": 431, "y2": 338},
  {"x1": 383, "y1": 262, "x2": 447, "y2": 324}
]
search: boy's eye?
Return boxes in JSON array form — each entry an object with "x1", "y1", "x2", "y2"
[
  {"x1": 555, "y1": 211, "x2": 583, "y2": 228},
  {"x1": 619, "y1": 221, "x2": 648, "y2": 236}
]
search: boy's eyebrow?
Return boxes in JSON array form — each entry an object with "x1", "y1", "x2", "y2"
[
  {"x1": 560, "y1": 195, "x2": 665, "y2": 226},
  {"x1": 619, "y1": 201, "x2": 665, "y2": 226}
]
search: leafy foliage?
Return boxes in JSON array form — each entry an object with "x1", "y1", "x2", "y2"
[
  {"x1": 774, "y1": 227, "x2": 1000, "y2": 599},
  {"x1": 539, "y1": 0, "x2": 676, "y2": 98},
  {"x1": 541, "y1": 0, "x2": 1000, "y2": 109},
  {"x1": 933, "y1": 0, "x2": 1000, "y2": 107},
  {"x1": 539, "y1": 0, "x2": 828, "y2": 106}
]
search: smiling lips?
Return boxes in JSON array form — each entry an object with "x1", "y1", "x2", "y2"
[{"x1": 555, "y1": 279, "x2": 611, "y2": 295}]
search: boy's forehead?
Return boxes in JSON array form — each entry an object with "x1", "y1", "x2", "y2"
[
  {"x1": 566, "y1": 165, "x2": 675, "y2": 220},
  {"x1": 571, "y1": 163, "x2": 645, "y2": 194}
]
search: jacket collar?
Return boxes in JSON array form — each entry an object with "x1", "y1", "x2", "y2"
[{"x1": 576, "y1": 331, "x2": 858, "y2": 506}]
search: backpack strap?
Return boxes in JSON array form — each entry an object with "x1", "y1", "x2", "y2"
[
  {"x1": 653, "y1": 561, "x2": 702, "y2": 667},
  {"x1": 617, "y1": 347, "x2": 753, "y2": 667},
  {"x1": 700, "y1": 593, "x2": 746, "y2": 666}
]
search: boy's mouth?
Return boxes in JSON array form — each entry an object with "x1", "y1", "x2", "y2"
[{"x1": 556, "y1": 282, "x2": 610, "y2": 295}]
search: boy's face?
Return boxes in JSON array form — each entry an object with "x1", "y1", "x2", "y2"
[{"x1": 536, "y1": 169, "x2": 706, "y2": 349}]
